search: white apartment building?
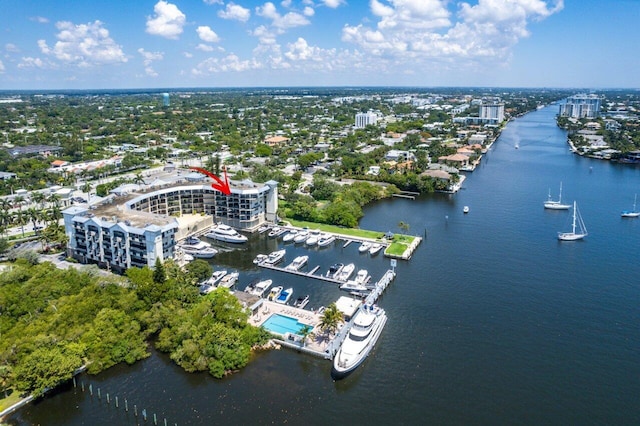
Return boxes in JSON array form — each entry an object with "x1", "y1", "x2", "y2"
[
  {"x1": 355, "y1": 111, "x2": 378, "y2": 129},
  {"x1": 479, "y1": 103, "x2": 505, "y2": 124},
  {"x1": 559, "y1": 94, "x2": 601, "y2": 119}
]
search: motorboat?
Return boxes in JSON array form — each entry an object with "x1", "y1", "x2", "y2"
[
  {"x1": 205, "y1": 224, "x2": 248, "y2": 243},
  {"x1": 282, "y1": 229, "x2": 298, "y2": 243},
  {"x1": 463, "y1": 206, "x2": 470, "y2": 214},
  {"x1": 336, "y1": 263, "x2": 355, "y2": 281},
  {"x1": 253, "y1": 254, "x2": 268, "y2": 264},
  {"x1": 251, "y1": 279, "x2": 273, "y2": 297},
  {"x1": 305, "y1": 230, "x2": 321, "y2": 246},
  {"x1": 179, "y1": 237, "x2": 218, "y2": 258},
  {"x1": 293, "y1": 229, "x2": 309, "y2": 244},
  {"x1": 332, "y1": 304, "x2": 387, "y2": 379},
  {"x1": 354, "y1": 269, "x2": 370, "y2": 285},
  {"x1": 294, "y1": 294, "x2": 310, "y2": 309},
  {"x1": 206, "y1": 269, "x2": 227, "y2": 287},
  {"x1": 369, "y1": 243, "x2": 383, "y2": 255},
  {"x1": 358, "y1": 242, "x2": 372, "y2": 253},
  {"x1": 275, "y1": 287, "x2": 293, "y2": 304},
  {"x1": 218, "y1": 271, "x2": 239, "y2": 288},
  {"x1": 328, "y1": 263, "x2": 343, "y2": 278},
  {"x1": 267, "y1": 286, "x2": 283, "y2": 301},
  {"x1": 317, "y1": 233, "x2": 336, "y2": 247},
  {"x1": 285, "y1": 255, "x2": 308, "y2": 271},
  {"x1": 198, "y1": 283, "x2": 215, "y2": 294},
  {"x1": 268, "y1": 226, "x2": 286, "y2": 237},
  {"x1": 264, "y1": 249, "x2": 286, "y2": 265},
  {"x1": 257, "y1": 224, "x2": 271, "y2": 233},
  {"x1": 340, "y1": 280, "x2": 369, "y2": 294}
]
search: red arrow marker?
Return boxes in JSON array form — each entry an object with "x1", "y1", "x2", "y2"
[{"x1": 190, "y1": 166, "x2": 231, "y2": 195}]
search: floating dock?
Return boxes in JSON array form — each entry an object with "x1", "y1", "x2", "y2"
[{"x1": 257, "y1": 261, "x2": 344, "y2": 284}]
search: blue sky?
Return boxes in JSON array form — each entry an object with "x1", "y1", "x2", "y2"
[{"x1": 0, "y1": 0, "x2": 638, "y2": 90}]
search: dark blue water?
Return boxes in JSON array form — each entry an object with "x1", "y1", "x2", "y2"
[{"x1": 7, "y1": 106, "x2": 640, "y2": 425}]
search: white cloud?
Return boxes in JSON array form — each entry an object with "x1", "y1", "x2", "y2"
[
  {"x1": 196, "y1": 43, "x2": 215, "y2": 52},
  {"x1": 322, "y1": 0, "x2": 343, "y2": 8},
  {"x1": 196, "y1": 26, "x2": 220, "y2": 43},
  {"x1": 145, "y1": 66, "x2": 158, "y2": 77},
  {"x1": 138, "y1": 48, "x2": 164, "y2": 66},
  {"x1": 5, "y1": 43, "x2": 20, "y2": 53},
  {"x1": 193, "y1": 54, "x2": 262, "y2": 74},
  {"x1": 38, "y1": 20, "x2": 127, "y2": 67},
  {"x1": 146, "y1": 1, "x2": 186, "y2": 40},
  {"x1": 183, "y1": 51, "x2": 193, "y2": 58},
  {"x1": 17, "y1": 57, "x2": 48, "y2": 69},
  {"x1": 256, "y1": 2, "x2": 310, "y2": 31},
  {"x1": 30, "y1": 16, "x2": 49, "y2": 24},
  {"x1": 251, "y1": 25, "x2": 278, "y2": 45},
  {"x1": 343, "y1": 0, "x2": 562, "y2": 65},
  {"x1": 284, "y1": 38, "x2": 324, "y2": 61},
  {"x1": 303, "y1": 6, "x2": 315, "y2": 16},
  {"x1": 203, "y1": 0, "x2": 223, "y2": 4},
  {"x1": 218, "y1": 3, "x2": 251, "y2": 22},
  {"x1": 0, "y1": 60, "x2": 4, "y2": 73}
]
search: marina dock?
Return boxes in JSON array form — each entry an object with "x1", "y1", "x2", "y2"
[{"x1": 257, "y1": 261, "x2": 345, "y2": 284}]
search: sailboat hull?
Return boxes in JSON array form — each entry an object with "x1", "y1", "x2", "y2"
[{"x1": 557, "y1": 232, "x2": 587, "y2": 241}]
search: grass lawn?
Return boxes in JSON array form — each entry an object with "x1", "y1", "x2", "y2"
[
  {"x1": 0, "y1": 389, "x2": 22, "y2": 412},
  {"x1": 384, "y1": 235, "x2": 417, "y2": 256},
  {"x1": 286, "y1": 219, "x2": 385, "y2": 240}
]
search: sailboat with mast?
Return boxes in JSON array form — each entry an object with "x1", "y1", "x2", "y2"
[
  {"x1": 620, "y1": 194, "x2": 640, "y2": 218},
  {"x1": 558, "y1": 201, "x2": 588, "y2": 241},
  {"x1": 544, "y1": 182, "x2": 571, "y2": 210}
]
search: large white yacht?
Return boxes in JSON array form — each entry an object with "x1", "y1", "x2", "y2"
[
  {"x1": 205, "y1": 224, "x2": 248, "y2": 243},
  {"x1": 264, "y1": 249, "x2": 286, "y2": 265},
  {"x1": 285, "y1": 255, "x2": 308, "y2": 271},
  {"x1": 332, "y1": 305, "x2": 387, "y2": 379},
  {"x1": 336, "y1": 263, "x2": 355, "y2": 281},
  {"x1": 250, "y1": 279, "x2": 273, "y2": 297},
  {"x1": 179, "y1": 236, "x2": 218, "y2": 259}
]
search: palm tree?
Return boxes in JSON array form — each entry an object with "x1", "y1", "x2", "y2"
[
  {"x1": 319, "y1": 303, "x2": 342, "y2": 336},
  {"x1": 81, "y1": 182, "x2": 92, "y2": 202},
  {"x1": 131, "y1": 172, "x2": 145, "y2": 186},
  {"x1": 47, "y1": 193, "x2": 61, "y2": 208},
  {"x1": 26, "y1": 207, "x2": 41, "y2": 235},
  {"x1": 12, "y1": 209, "x2": 26, "y2": 238},
  {"x1": 31, "y1": 191, "x2": 46, "y2": 210},
  {"x1": 298, "y1": 324, "x2": 313, "y2": 347}
]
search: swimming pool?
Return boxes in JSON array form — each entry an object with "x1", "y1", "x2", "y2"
[{"x1": 262, "y1": 314, "x2": 307, "y2": 336}]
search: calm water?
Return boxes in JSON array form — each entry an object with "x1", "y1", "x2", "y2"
[{"x1": 7, "y1": 106, "x2": 640, "y2": 425}]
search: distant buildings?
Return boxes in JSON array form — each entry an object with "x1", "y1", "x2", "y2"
[
  {"x1": 559, "y1": 94, "x2": 601, "y2": 118},
  {"x1": 355, "y1": 111, "x2": 378, "y2": 129},
  {"x1": 7, "y1": 144, "x2": 63, "y2": 158}
]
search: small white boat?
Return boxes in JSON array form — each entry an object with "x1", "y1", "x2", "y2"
[
  {"x1": 257, "y1": 224, "x2": 271, "y2": 233},
  {"x1": 332, "y1": 304, "x2": 387, "y2": 379},
  {"x1": 198, "y1": 283, "x2": 215, "y2": 294},
  {"x1": 253, "y1": 254, "x2": 268, "y2": 264},
  {"x1": 336, "y1": 263, "x2": 355, "y2": 281},
  {"x1": 358, "y1": 242, "x2": 372, "y2": 253},
  {"x1": 268, "y1": 226, "x2": 286, "y2": 237},
  {"x1": 463, "y1": 206, "x2": 470, "y2": 214},
  {"x1": 206, "y1": 269, "x2": 227, "y2": 286},
  {"x1": 369, "y1": 243, "x2": 383, "y2": 255},
  {"x1": 293, "y1": 229, "x2": 309, "y2": 244},
  {"x1": 275, "y1": 287, "x2": 293, "y2": 304},
  {"x1": 340, "y1": 281, "x2": 369, "y2": 294},
  {"x1": 267, "y1": 286, "x2": 282, "y2": 301},
  {"x1": 218, "y1": 271, "x2": 239, "y2": 288},
  {"x1": 179, "y1": 237, "x2": 218, "y2": 258},
  {"x1": 354, "y1": 269, "x2": 370, "y2": 285},
  {"x1": 305, "y1": 230, "x2": 321, "y2": 246},
  {"x1": 264, "y1": 249, "x2": 286, "y2": 265},
  {"x1": 205, "y1": 224, "x2": 248, "y2": 243},
  {"x1": 317, "y1": 234, "x2": 336, "y2": 247},
  {"x1": 251, "y1": 279, "x2": 273, "y2": 297},
  {"x1": 544, "y1": 182, "x2": 571, "y2": 210},
  {"x1": 282, "y1": 229, "x2": 298, "y2": 243},
  {"x1": 558, "y1": 201, "x2": 588, "y2": 241},
  {"x1": 621, "y1": 194, "x2": 640, "y2": 218},
  {"x1": 294, "y1": 294, "x2": 310, "y2": 309},
  {"x1": 285, "y1": 255, "x2": 308, "y2": 271}
]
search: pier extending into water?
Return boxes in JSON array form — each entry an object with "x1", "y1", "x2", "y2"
[{"x1": 256, "y1": 262, "x2": 344, "y2": 284}]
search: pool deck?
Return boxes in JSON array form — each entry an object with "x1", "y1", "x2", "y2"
[{"x1": 248, "y1": 300, "x2": 334, "y2": 356}]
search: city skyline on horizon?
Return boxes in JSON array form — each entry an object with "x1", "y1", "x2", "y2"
[{"x1": 1, "y1": 0, "x2": 639, "y2": 91}]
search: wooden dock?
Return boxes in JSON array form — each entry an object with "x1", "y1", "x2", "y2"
[{"x1": 257, "y1": 262, "x2": 344, "y2": 284}]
